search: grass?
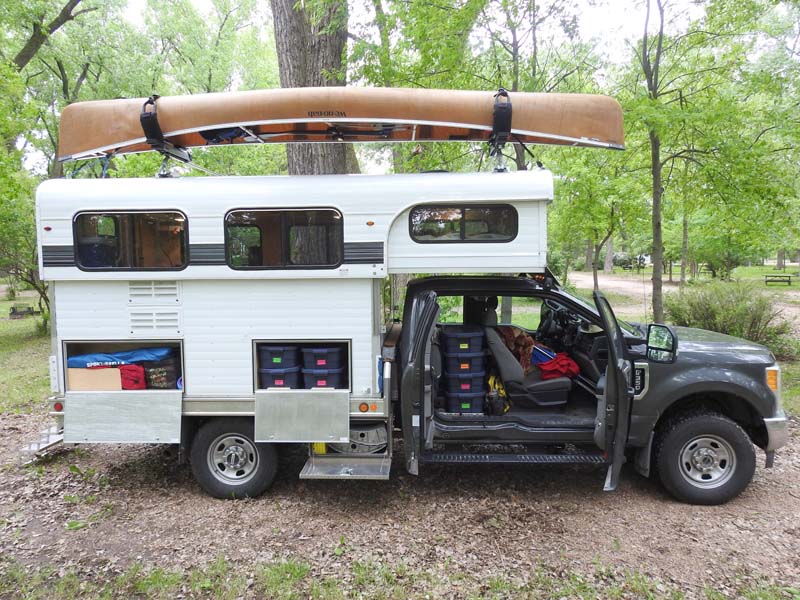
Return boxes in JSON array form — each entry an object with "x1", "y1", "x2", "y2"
[
  {"x1": 0, "y1": 557, "x2": 796, "y2": 600},
  {"x1": 0, "y1": 297, "x2": 51, "y2": 414},
  {"x1": 779, "y1": 360, "x2": 800, "y2": 415}
]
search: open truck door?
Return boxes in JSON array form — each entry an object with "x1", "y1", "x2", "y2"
[
  {"x1": 399, "y1": 291, "x2": 439, "y2": 475},
  {"x1": 592, "y1": 290, "x2": 633, "y2": 491}
]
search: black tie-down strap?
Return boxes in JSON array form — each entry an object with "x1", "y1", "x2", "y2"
[
  {"x1": 488, "y1": 88, "x2": 512, "y2": 156},
  {"x1": 140, "y1": 95, "x2": 192, "y2": 163}
]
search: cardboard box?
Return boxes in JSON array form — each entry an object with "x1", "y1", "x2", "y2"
[{"x1": 67, "y1": 367, "x2": 122, "y2": 391}]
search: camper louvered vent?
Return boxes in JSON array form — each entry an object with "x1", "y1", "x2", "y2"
[
  {"x1": 128, "y1": 281, "x2": 181, "y2": 305},
  {"x1": 129, "y1": 310, "x2": 181, "y2": 335}
]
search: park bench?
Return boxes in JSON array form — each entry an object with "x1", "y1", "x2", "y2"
[
  {"x1": 9, "y1": 304, "x2": 40, "y2": 319},
  {"x1": 764, "y1": 274, "x2": 793, "y2": 285}
]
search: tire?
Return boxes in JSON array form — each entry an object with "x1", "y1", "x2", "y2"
[
  {"x1": 654, "y1": 411, "x2": 755, "y2": 505},
  {"x1": 190, "y1": 418, "x2": 278, "y2": 499}
]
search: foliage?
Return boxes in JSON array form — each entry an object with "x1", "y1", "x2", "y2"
[{"x1": 664, "y1": 280, "x2": 798, "y2": 358}]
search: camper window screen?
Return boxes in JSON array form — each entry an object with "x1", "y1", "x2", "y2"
[
  {"x1": 74, "y1": 212, "x2": 187, "y2": 270},
  {"x1": 225, "y1": 209, "x2": 343, "y2": 269},
  {"x1": 409, "y1": 204, "x2": 517, "y2": 243}
]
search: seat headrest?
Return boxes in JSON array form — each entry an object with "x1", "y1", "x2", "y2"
[{"x1": 487, "y1": 296, "x2": 499, "y2": 310}]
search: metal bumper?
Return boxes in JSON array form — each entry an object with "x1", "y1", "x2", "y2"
[{"x1": 764, "y1": 411, "x2": 789, "y2": 452}]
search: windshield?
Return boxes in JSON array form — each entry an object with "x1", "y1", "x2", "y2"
[{"x1": 556, "y1": 288, "x2": 642, "y2": 338}]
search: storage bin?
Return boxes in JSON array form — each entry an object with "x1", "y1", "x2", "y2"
[
  {"x1": 443, "y1": 370, "x2": 486, "y2": 394},
  {"x1": 301, "y1": 346, "x2": 345, "y2": 369},
  {"x1": 443, "y1": 351, "x2": 486, "y2": 373},
  {"x1": 141, "y1": 356, "x2": 179, "y2": 389},
  {"x1": 258, "y1": 365, "x2": 301, "y2": 388},
  {"x1": 302, "y1": 366, "x2": 346, "y2": 389},
  {"x1": 259, "y1": 345, "x2": 300, "y2": 368},
  {"x1": 440, "y1": 325, "x2": 484, "y2": 353},
  {"x1": 445, "y1": 391, "x2": 485, "y2": 414}
]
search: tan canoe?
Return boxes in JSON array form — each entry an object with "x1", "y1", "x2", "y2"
[{"x1": 57, "y1": 87, "x2": 624, "y2": 162}]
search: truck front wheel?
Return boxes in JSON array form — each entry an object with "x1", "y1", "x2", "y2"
[
  {"x1": 654, "y1": 412, "x2": 755, "y2": 505},
  {"x1": 190, "y1": 418, "x2": 278, "y2": 499}
]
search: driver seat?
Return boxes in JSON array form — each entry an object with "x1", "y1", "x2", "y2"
[{"x1": 484, "y1": 326, "x2": 572, "y2": 408}]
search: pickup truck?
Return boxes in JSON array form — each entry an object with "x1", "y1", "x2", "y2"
[{"x1": 395, "y1": 274, "x2": 788, "y2": 505}]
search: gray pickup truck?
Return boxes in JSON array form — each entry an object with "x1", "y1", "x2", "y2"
[{"x1": 396, "y1": 274, "x2": 788, "y2": 505}]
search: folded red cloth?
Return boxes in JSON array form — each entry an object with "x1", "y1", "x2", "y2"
[
  {"x1": 538, "y1": 353, "x2": 580, "y2": 380},
  {"x1": 119, "y1": 364, "x2": 146, "y2": 390}
]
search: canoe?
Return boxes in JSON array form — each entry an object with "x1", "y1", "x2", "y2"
[{"x1": 57, "y1": 87, "x2": 624, "y2": 162}]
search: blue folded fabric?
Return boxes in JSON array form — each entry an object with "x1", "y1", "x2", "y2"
[{"x1": 67, "y1": 347, "x2": 173, "y2": 368}]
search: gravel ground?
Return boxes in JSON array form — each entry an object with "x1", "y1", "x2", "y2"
[{"x1": 1, "y1": 409, "x2": 798, "y2": 596}]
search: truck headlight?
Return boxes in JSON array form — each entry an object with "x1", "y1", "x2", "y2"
[{"x1": 766, "y1": 365, "x2": 782, "y2": 412}]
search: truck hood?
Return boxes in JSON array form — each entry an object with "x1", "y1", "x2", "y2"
[{"x1": 675, "y1": 326, "x2": 774, "y2": 362}]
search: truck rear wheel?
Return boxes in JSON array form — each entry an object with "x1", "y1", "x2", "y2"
[
  {"x1": 654, "y1": 411, "x2": 755, "y2": 505},
  {"x1": 190, "y1": 418, "x2": 278, "y2": 499}
]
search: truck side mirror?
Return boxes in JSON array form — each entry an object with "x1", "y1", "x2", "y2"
[{"x1": 647, "y1": 324, "x2": 676, "y2": 363}]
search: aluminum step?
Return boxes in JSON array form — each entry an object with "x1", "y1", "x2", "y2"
[
  {"x1": 420, "y1": 450, "x2": 608, "y2": 465},
  {"x1": 22, "y1": 426, "x2": 65, "y2": 458},
  {"x1": 299, "y1": 453, "x2": 392, "y2": 480}
]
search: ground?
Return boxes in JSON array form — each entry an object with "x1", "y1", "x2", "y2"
[{"x1": 0, "y1": 276, "x2": 799, "y2": 599}]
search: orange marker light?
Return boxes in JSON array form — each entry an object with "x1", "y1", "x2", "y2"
[
  {"x1": 766, "y1": 370, "x2": 779, "y2": 391},
  {"x1": 370, "y1": 403, "x2": 378, "y2": 411},
  {"x1": 366, "y1": 221, "x2": 375, "y2": 226},
  {"x1": 359, "y1": 402, "x2": 369, "y2": 413}
]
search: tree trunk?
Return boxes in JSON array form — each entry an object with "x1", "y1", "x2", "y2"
[
  {"x1": 777, "y1": 248, "x2": 785, "y2": 270},
  {"x1": 585, "y1": 240, "x2": 593, "y2": 271},
  {"x1": 680, "y1": 208, "x2": 688, "y2": 285},
  {"x1": 270, "y1": 0, "x2": 352, "y2": 175},
  {"x1": 603, "y1": 237, "x2": 614, "y2": 273},
  {"x1": 13, "y1": 0, "x2": 88, "y2": 72},
  {"x1": 649, "y1": 130, "x2": 664, "y2": 323}
]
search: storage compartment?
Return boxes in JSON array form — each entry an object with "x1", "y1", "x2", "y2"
[
  {"x1": 327, "y1": 423, "x2": 388, "y2": 454},
  {"x1": 445, "y1": 391, "x2": 485, "y2": 414},
  {"x1": 258, "y1": 345, "x2": 300, "y2": 368},
  {"x1": 443, "y1": 370, "x2": 486, "y2": 394},
  {"x1": 443, "y1": 351, "x2": 486, "y2": 373},
  {"x1": 302, "y1": 346, "x2": 345, "y2": 369},
  {"x1": 440, "y1": 325, "x2": 484, "y2": 353},
  {"x1": 255, "y1": 341, "x2": 349, "y2": 390},
  {"x1": 64, "y1": 341, "x2": 182, "y2": 391},
  {"x1": 258, "y1": 365, "x2": 302, "y2": 389},
  {"x1": 302, "y1": 367, "x2": 346, "y2": 389}
]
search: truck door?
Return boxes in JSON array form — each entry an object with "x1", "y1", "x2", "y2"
[
  {"x1": 399, "y1": 290, "x2": 439, "y2": 475},
  {"x1": 592, "y1": 291, "x2": 633, "y2": 491}
]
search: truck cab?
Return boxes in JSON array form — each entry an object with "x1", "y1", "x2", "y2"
[{"x1": 393, "y1": 274, "x2": 788, "y2": 505}]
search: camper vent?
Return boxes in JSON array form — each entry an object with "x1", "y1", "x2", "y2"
[
  {"x1": 129, "y1": 310, "x2": 181, "y2": 335},
  {"x1": 128, "y1": 281, "x2": 181, "y2": 305}
]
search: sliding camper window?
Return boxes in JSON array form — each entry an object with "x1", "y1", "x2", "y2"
[
  {"x1": 409, "y1": 204, "x2": 518, "y2": 243},
  {"x1": 225, "y1": 209, "x2": 343, "y2": 269},
  {"x1": 73, "y1": 211, "x2": 188, "y2": 270}
]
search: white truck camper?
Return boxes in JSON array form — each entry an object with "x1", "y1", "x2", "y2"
[{"x1": 28, "y1": 87, "x2": 654, "y2": 499}]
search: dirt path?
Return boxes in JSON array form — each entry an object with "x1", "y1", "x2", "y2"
[{"x1": 1, "y1": 410, "x2": 798, "y2": 596}]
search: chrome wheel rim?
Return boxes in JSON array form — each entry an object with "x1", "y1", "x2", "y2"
[
  {"x1": 207, "y1": 433, "x2": 258, "y2": 484},
  {"x1": 679, "y1": 434, "x2": 736, "y2": 489}
]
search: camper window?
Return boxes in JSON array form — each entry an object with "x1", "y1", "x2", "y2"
[
  {"x1": 409, "y1": 204, "x2": 517, "y2": 243},
  {"x1": 225, "y1": 209, "x2": 343, "y2": 269},
  {"x1": 73, "y1": 211, "x2": 187, "y2": 270}
]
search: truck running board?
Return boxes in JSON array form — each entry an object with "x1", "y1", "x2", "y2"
[
  {"x1": 420, "y1": 450, "x2": 608, "y2": 465},
  {"x1": 300, "y1": 453, "x2": 391, "y2": 480}
]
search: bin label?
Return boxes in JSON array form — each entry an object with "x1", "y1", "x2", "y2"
[
  {"x1": 459, "y1": 343, "x2": 469, "y2": 349},
  {"x1": 317, "y1": 379, "x2": 327, "y2": 386},
  {"x1": 460, "y1": 362, "x2": 469, "y2": 370},
  {"x1": 275, "y1": 379, "x2": 284, "y2": 386},
  {"x1": 461, "y1": 402, "x2": 470, "y2": 409},
  {"x1": 272, "y1": 357, "x2": 282, "y2": 363},
  {"x1": 317, "y1": 359, "x2": 327, "y2": 366},
  {"x1": 460, "y1": 383, "x2": 470, "y2": 390}
]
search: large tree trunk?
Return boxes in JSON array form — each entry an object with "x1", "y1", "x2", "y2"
[
  {"x1": 777, "y1": 248, "x2": 785, "y2": 270},
  {"x1": 270, "y1": 0, "x2": 354, "y2": 175},
  {"x1": 603, "y1": 237, "x2": 614, "y2": 273},
  {"x1": 585, "y1": 240, "x2": 593, "y2": 271},
  {"x1": 650, "y1": 130, "x2": 664, "y2": 323}
]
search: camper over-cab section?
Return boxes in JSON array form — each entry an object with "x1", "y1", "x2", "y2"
[{"x1": 36, "y1": 170, "x2": 552, "y2": 280}]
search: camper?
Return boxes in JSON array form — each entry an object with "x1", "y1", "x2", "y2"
[{"x1": 29, "y1": 88, "x2": 787, "y2": 505}]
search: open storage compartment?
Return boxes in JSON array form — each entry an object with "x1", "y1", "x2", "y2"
[
  {"x1": 64, "y1": 340, "x2": 183, "y2": 391},
  {"x1": 255, "y1": 341, "x2": 350, "y2": 390},
  {"x1": 62, "y1": 340, "x2": 183, "y2": 443}
]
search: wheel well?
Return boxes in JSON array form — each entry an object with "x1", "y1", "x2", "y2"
[{"x1": 655, "y1": 393, "x2": 768, "y2": 448}]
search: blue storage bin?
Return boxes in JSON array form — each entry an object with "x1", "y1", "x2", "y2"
[
  {"x1": 258, "y1": 366, "x2": 301, "y2": 388},
  {"x1": 445, "y1": 391, "x2": 485, "y2": 414},
  {"x1": 302, "y1": 366, "x2": 346, "y2": 389},
  {"x1": 443, "y1": 351, "x2": 486, "y2": 373},
  {"x1": 302, "y1": 346, "x2": 345, "y2": 369},
  {"x1": 443, "y1": 370, "x2": 486, "y2": 394},
  {"x1": 259, "y1": 345, "x2": 300, "y2": 368},
  {"x1": 440, "y1": 325, "x2": 484, "y2": 353}
]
